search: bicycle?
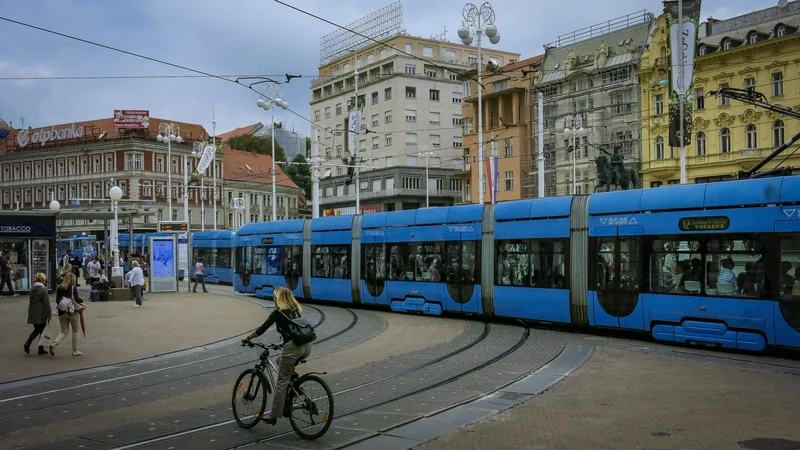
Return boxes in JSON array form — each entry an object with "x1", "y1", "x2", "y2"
[{"x1": 232, "y1": 341, "x2": 334, "y2": 440}]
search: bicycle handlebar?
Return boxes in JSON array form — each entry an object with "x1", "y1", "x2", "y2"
[{"x1": 242, "y1": 340, "x2": 283, "y2": 351}]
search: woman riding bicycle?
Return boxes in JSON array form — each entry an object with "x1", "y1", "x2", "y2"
[{"x1": 242, "y1": 287, "x2": 312, "y2": 425}]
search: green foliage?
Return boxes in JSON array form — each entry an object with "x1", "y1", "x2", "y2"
[
  {"x1": 226, "y1": 134, "x2": 286, "y2": 163},
  {"x1": 286, "y1": 153, "x2": 312, "y2": 197},
  {"x1": 305, "y1": 137, "x2": 311, "y2": 157}
]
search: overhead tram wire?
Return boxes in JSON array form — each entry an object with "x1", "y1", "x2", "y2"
[
  {"x1": 272, "y1": 0, "x2": 491, "y2": 94},
  {"x1": 0, "y1": 74, "x2": 322, "y2": 81},
  {"x1": 0, "y1": 15, "x2": 343, "y2": 141}
]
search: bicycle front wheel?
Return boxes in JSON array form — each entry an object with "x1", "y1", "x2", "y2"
[
  {"x1": 288, "y1": 374, "x2": 334, "y2": 440},
  {"x1": 232, "y1": 368, "x2": 268, "y2": 429}
]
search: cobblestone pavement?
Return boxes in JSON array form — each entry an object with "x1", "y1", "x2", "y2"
[
  {"x1": 0, "y1": 290, "x2": 264, "y2": 383},
  {"x1": 417, "y1": 347, "x2": 800, "y2": 450}
]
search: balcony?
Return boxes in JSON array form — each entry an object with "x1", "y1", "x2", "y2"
[
  {"x1": 737, "y1": 147, "x2": 767, "y2": 170},
  {"x1": 319, "y1": 188, "x2": 462, "y2": 205},
  {"x1": 641, "y1": 156, "x2": 679, "y2": 178}
]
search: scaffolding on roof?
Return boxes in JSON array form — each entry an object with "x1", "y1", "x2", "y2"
[
  {"x1": 319, "y1": 1, "x2": 406, "y2": 66},
  {"x1": 547, "y1": 10, "x2": 652, "y2": 48}
]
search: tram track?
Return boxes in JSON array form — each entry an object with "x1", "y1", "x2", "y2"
[
  {"x1": 0, "y1": 305, "x2": 359, "y2": 419},
  {"x1": 105, "y1": 322, "x2": 527, "y2": 450}
]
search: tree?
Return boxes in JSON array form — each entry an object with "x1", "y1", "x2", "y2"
[
  {"x1": 226, "y1": 134, "x2": 286, "y2": 163},
  {"x1": 286, "y1": 153, "x2": 312, "y2": 197},
  {"x1": 305, "y1": 136, "x2": 311, "y2": 157}
]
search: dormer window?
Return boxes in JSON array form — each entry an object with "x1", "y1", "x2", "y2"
[
  {"x1": 748, "y1": 32, "x2": 758, "y2": 44},
  {"x1": 722, "y1": 39, "x2": 732, "y2": 50},
  {"x1": 778, "y1": 25, "x2": 787, "y2": 37},
  {"x1": 699, "y1": 45, "x2": 706, "y2": 56}
]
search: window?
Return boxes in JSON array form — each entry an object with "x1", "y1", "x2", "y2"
[
  {"x1": 468, "y1": 54, "x2": 478, "y2": 64},
  {"x1": 773, "y1": 120, "x2": 785, "y2": 147},
  {"x1": 696, "y1": 132, "x2": 706, "y2": 156},
  {"x1": 405, "y1": 64, "x2": 416, "y2": 75},
  {"x1": 722, "y1": 39, "x2": 732, "y2": 50},
  {"x1": 452, "y1": 92, "x2": 462, "y2": 104},
  {"x1": 430, "y1": 112, "x2": 440, "y2": 124},
  {"x1": 336, "y1": 145, "x2": 342, "y2": 157},
  {"x1": 68, "y1": 160, "x2": 76, "y2": 175},
  {"x1": 371, "y1": 114, "x2": 379, "y2": 127},
  {"x1": 385, "y1": 242, "x2": 447, "y2": 282},
  {"x1": 492, "y1": 80, "x2": 508, "y2": 92},
  {"x1": 142, "y1": 181, "x2": 152, "y2": 197},
  {"x1": 171, "y1": 158, "x2": 178, "y2": 174},
  {"x1": 405, "y1": 43, "x2": 412, "y2": 53},
  {"x1": 699, "y1": 45, "x2": 706, "y2": 56},
  {"x1": 406, "y1": 133, "x2": 417, "y2": 145},
  {"x1": 372, "y1": 136, "x2": 379, "y2": 149},
  {"x1": 386, "y1": 134, "x2": 393, "y2": 146},
  {"x1": 405, "y1": 86, "x2": 416, "y2": 98},
  {"x1": 748, "y1": 32, "x2": 758, "y2": 45},
  {"x1": 611, "y1": 92, "x2": 632, "y2": 115},
  {"x1": 780, "y1": 236, "x2": 800, "y2": 328},
  {"x1": 655, "y1": 136, "x2": 665, "y2": 159},
  {"x1": 325, "y1": 107, "x2": 331, "y2": 118},
  {"x1": 422, "y1": 46, "x2": 433, "y2": 57},
  {"x1": 426, "y1": 69, "x2": 437, "y2": 78},
  {"x1": 773, "y1": 72, "x2": 784, "y2": 97},
  {"x1": 315, "y1": 110, "x2": 320, "y2": 121},
  {"x1": 402, "y1": 176, "x2": 420, "y2": 189},
  {"x1": 504, "y1": 138, "x2": 513, "y2": 157},
  {"x1": 695, "y1": 88, "x2": 704, "y2": 110},
  {"x1": 125, "y1": 152, "x2": 144, "y2": 171},
  {"x1": 385, "y1": 111, "x2": 392, "y2": 123},
  {"x1": 719, "y1": 83, "x2": 729, "y2": 105},
  {"x1": 405, "y1": 109, "x2": 417, "y2": 122},
  {"x1": 463, "y1": 117, "x2": 473, "y2": 135},
  {"x1": 745, "y1": 124, "x2": 757, "y2": 149},
  {"x1": 335, "y1": 103, "x2": 342, "y2": 115},
  {"x1": 430, "y1": 134, "x2": 440, "y2": 148},
  {"x1": 385, "y1": 87, "x2": 392, "y2": 100},
  {"x1": 156, "y1": 156, "x2": 164, "y2": 172},
  {"x1": 453, "y1": 136, "x2": 462, "y2": 148},
  {"x1": 745, "y1": 77, "x2": 755, "y2": 92},
  {"x1": 720, "y1": 128, "x2": 731, "y2": 153},
  {"x1": 778, "y1": 26, "x2": 787, "y2": 37},
  {"x1": 504, "y1": 171, "x2": 514, "y2": 191},
  {"x1": 429, "y1": 89, "x2": 440, "y2": 101},
  {"x1": 57, "y1": 161, "x2": 65, "y2": 176},
  {"x1": 495, "y1": 240, "x2": 568, "y2": 288},
  {"x1": 655, "y1": 94, "x2": 663, "y2": 115},
  {"x1": 463, "y1": 81, "x2": 471, "y2": 97},
  {"x1": 371, "y1": 92, "x2": 378, "y2": 104}
]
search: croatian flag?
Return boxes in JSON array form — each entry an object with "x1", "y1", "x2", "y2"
[{"x1": 486, "y1": 155, "x2": 499, "y2": 203}]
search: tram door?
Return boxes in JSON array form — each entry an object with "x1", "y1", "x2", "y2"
[
  {"x1": 594, "y1": 229, "x2": 643, "y2": 330},
  {"x1": 445, "y1": 238, "x2": 480, "y2": 313}
]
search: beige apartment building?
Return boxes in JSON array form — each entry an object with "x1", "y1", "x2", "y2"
[
  {"x1": 310, "y1": 34, "x2": 519, "y2": 213},
  {"x1": 457, "y1": 55, "x2": 542, "y2": 204}
]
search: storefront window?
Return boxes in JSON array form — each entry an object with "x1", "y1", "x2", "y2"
[{"x1": 1, "y1": 241, "x2": 30, "y2": 290}]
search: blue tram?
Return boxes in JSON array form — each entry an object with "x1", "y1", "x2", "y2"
[
  {"x1": 56, "y1": 235, "x2": 98, "y2": 260},
  {"x1": 191, "y1": 231, "x2": 235, "y2": 284},
  {"x1": 234, "y1": 176, "x2": 800, "y2": 351}
]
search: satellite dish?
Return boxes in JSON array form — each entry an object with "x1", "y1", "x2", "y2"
[{"x1": 779, "y1": 0, "x2": 788, "y2": 7}]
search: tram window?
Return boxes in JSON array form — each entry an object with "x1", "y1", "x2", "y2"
[
  {"x1": 236, "y1": 247, "x2": 252, "y2": 274},
  {"x1": 532, "y1": 240, "x2": 568, "y2": 289},
  {"x1": 780, "y1": 236, "x2": 800, "y2": 300},
  {"x1": 648, "y1": 239, "x2": 702, "y2": 294},
  {"x1": 596, "y1": 238, "x2": 615, "y2": 291},
  {"x1": 705, "y1": 238, "x2": 768, "y2": 298},
  {"x1": 389, "y1": 242, "x2": 443, "y2": 282},
  {"x1": 312, "y1": 245, "x2": 350, "y2": 279},
  {"x1": 362, "y1": 244, "x2": 387, "y2": 280},
  {"x1": 218, "y1": 248, "x2": 231, "y2": 268},
  {"x1": 496, "y1": 241, "x2": 529, "y2": 286},
  {"x1": 461, "y1": 241, "x2": 478, "y2": 284},
  {"x1": 266, "y1": 247, "x2": 281, "y2": 275},
  {"x1": 282, "y1": 246, "x2": 301, "y2": 277},
  {"x1": 208, "y1": 248, "x2": 219, "y2": 267},
  {"x1": 252, "y1": 247, "x2": 269, "y2": 274}
]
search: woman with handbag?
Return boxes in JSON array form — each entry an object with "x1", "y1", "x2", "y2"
[
  {"x1": 51, "y1": 272, "x2": 84, "y2": 356},
  {"x1": 242, "y1": 288, "x2": 314, "y2": 425},
  {"x1": 24, "y1": 273, "x2": 51, "y2": 355}
]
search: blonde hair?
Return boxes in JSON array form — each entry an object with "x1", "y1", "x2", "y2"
[
  {"x1": 34, "y1": 273, "x2": 47, "y2": 283},
  {"x1": 131, "y1": 260, "x2": 140, "y2": 268},
  {"x1": 59, "y1": 272, "x2": 77, "y2": 291},
  {"x1": 274, "y1": 288, "x2": 302, "y2": 313}
]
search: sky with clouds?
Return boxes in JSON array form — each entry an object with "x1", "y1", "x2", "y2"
[{"x1": 0, "y1": 0, "x2": 780, "y2": 138}]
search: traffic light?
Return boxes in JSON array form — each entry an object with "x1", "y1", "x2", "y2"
[{"x1": 344, "y1": 166, "x2": 355, "y2": 186}]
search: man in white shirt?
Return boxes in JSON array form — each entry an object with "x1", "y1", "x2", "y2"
[{"x1": 193, "y1": 260, "x2": 208, "y2": 293}]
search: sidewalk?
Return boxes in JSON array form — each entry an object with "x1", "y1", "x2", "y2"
[{"x1": 0, "y1": 290, "x2": 265, "y2": 383}]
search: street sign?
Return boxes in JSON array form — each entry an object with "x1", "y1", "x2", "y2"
[
  {"x1": 231, "y1": 197, "x2": 246, "y2": 210},
  {"x1": 158, "y1": 221, "x2": 189, "y2": 232}
]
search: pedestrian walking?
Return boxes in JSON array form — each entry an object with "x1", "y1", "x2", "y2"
[
  {"x1": 51, "y1": 272, "x2": 84, "y2": 356},
  {"x1": 193, "y1": 259, "x2": 208, "y2": 293},
  {"x1": 0, "y1": 251, "x2": 19, "y2": 297},
  {"x1": 127, "y1": 260, "x2": 145, "y2": 308},
  {"x1": 24, "y1": 273, "x2": 51, "y2": 355}
]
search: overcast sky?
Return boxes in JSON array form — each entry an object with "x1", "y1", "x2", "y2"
[{"x1": 0, "y1": 0, "x2": 779, "y2": 138}]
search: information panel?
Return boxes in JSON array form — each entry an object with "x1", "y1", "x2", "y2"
[
  {"x1": 678, "y1": 216, "x2": 730, "y2": 231},
  {"x1": 149, "y1": 236, "x2": 177, "y2": 292}
]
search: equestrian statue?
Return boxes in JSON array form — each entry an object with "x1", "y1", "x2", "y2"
[{"x1": 594, "y1": 145, "x2": 637, "y2": 192}]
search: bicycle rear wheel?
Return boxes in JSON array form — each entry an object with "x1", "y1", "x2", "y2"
[
  {"x1": 288, "y1": 374, "x2": 334, "y2": 440},
  {"x1": 232, "y1": 369, "x2": 268, "y2": 429}
]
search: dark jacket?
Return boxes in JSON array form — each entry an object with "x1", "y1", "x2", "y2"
[
  {"x1": 28, "y1": 282, "x2": 51, "y2": 324},
  {"x1": 56, "y1": 285, "x2": 83, "y2": 317},
  {"x1": 255, "y1": 308, "x2": 302, "y2": 343}
]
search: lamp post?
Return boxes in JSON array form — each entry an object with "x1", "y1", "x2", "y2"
[
  {"x1": 157, "y1": 123, "x2": 183, "y2": 219},
  {"x1": 418, "y1": 146, "x2": 436, "y2": 208},
  {"x1": 256, "y1": 84, "x2": 289, "y2": 221},
  {"x1": 192, "y1": 141, "x2": 208, "y2": 231},
  {"x1": 182, "y1": 154, "x2": 190, "y2": 227},
  {"x1": 459, "y1": 2, "x2": 501, "y2": 205},
  {"x1": 109, "y1": 185, "x2": 123, "y2": 278},
  {"x1": 564, "y1": 118, "x2": 586, "y2": 195}
]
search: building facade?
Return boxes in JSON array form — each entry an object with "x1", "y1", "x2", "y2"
[
  {"x1": 458, "y1": 55, "x2": 541, "y2": 204},
  {"x1": 218, "y1": 122, "x2": 308, "y2": 161},
  {"x1": 640, "y1": 2, "x2": 800, "y2": 186},
  {"x1": 530, "y1": 11, "x2": 654, "y2": 196},
  {"x1": 0, "y1": 115, "x2": 304, "y2": 236},
  {"x1": 310, "y1": 34, "x2": 519, "y2": 212}
]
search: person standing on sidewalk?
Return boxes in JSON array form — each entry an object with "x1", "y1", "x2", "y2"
[
  {"x1": 0, "y1": 251, "x2": 19, "y2": 297},
  {"x1": 127, "y1": 260, "x2": 145, "y2": 308},
  {"x1": 24, "y1": 273, "x2": 51, "y2": 355},
  {"x1": 193, "y1": 259, "x2": 208, "y2": 293},
  {"x1": 51, "y1": 272, "x2": 84, "y2": 356}
]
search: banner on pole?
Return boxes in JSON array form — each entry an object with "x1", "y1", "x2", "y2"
[
  {"x1": 666, "y1": 0, "x2": 702, "y2": 147},
  {"x1": 347, "y1": 110, "x2": 361, "y2": 157},
  {"x1": 196, "y1": 145, "x2": 216, "y2": 173}
]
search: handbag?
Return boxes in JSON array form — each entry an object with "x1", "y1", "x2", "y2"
[{"x1": 278, "y1": 310, "x2": 316, "y2": 345}]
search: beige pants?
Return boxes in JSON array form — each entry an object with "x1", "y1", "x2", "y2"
[
  {"x1": 53, "y1": 313, "x2": 81, "y2": 351},
  {"x1": 272, "y1": 341, "x2": 312, "y2": 417}
]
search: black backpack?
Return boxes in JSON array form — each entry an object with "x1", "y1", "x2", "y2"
[{"x1": 279, "y1": 310, "x2": 317, "y2": 345}]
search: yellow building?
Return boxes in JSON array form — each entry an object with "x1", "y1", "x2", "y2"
[
  {"x1": 640, "y1": 3, "x2": 800, "y2": 186},
  {"x1": 458, "y1": 55, "x2": 542, "y2": 204}
]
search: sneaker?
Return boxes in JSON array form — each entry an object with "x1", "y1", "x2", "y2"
[
  {"x1": 134, "y1": 304, "x2": 142, "y2": 308},
  {"x1": 72, "y1": 350, "x2": 83, "y2": 356},
  {"x1": 12, "y1": 293, "x2": 19, "y2": 297}
]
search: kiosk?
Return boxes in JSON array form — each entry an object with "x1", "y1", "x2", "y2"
[
  {"x1": 0, "y1": 212, "x2": 57, "y2": 292},
  {"x1": 149, "y1": 235, "x2": 177, "y2": 292}
]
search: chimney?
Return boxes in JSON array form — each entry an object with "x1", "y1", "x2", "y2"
[{"x1": 706, "y1": 17, "x2": 719, "y2": 36}]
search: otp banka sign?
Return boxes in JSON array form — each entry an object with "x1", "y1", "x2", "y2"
[{"x1": 17, "y1": 124, "x2": 85, "y2": 148}]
